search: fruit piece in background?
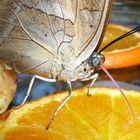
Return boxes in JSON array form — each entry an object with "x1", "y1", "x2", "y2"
[
  {"x1": 0, "y1": 61, "x2": 16, "y2": 114},
  {"x1": 100, "y1": 24, "x2": 140, "y2": 69}
]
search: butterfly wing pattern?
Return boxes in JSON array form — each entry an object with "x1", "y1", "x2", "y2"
[{"x1": 0, "y1": 0, "x2": 112, "y2": 81}]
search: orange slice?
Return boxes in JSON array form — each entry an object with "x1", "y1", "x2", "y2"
[
  {"x1": 0, "y1": 87, "x2": 140, "y2": 139},
  {"x1": 100, "y1": 24, "x2": 140, "y2": 69}
]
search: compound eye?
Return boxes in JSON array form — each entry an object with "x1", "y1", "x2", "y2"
[{"x1": 91, "y1": 57, "x2": 101, "y2": 67}]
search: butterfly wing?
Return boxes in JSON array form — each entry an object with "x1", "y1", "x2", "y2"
[
  {"x1": 0, "y1": 0, "x2": 111, "y2": 77},
  {"x1": 75, "y1": 0, "x2": 112, "y2": 63}
]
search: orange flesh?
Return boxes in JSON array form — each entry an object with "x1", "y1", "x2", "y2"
[{"x1": 1, "y1": 88, "x2": 140, "y2": 140}]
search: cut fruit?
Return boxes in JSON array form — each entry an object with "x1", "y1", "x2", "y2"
[
  {"x1": 0, "y1": 87, "x2": 140, "y2": 139},
  {"x1": 100, "y1": 24, "x2": 140, "y2": 69},
  {"x1": 0, "y1": 61, "x2": 16, "y2": 114}
]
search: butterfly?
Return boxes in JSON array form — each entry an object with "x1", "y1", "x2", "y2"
[{"x1": 0, "y1": 0, "x2": 139, "y2": 129}]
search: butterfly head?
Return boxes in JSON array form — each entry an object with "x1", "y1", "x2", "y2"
[
  {"x1": 71, "y1": 53, "x2": 105, "y2": 81},
  {"x1": 59, "y1": 53, "x2": 105, "y2": 81}
]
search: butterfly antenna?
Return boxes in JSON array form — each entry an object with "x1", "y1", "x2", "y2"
[
  {"x1": 99, "y1": 25, "x2": 140, "y2": 53},
  {"x1": 100, "y1": 65, "x2": 134, "y2": 122}
]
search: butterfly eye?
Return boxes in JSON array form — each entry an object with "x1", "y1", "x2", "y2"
[
  {"x1": 90, "y1": 53, "x2": 105, "y2": 68},
  {"x1": 91, "y1": 57, "x2": 100, "y2": 67}
]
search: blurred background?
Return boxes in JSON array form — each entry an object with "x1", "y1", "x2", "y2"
[
  {"x1": 111, "y1": 0, "x2": 140, "y2": 27},
  {"x1": 10, "y1": 0, "x2": 140, "y2": 107}
]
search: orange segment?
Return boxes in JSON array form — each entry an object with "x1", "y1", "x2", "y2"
[
  {"x1": 1, "y1": 87, "x2": 140, "y2": 139},
  {"x1": 100, "y1": 24, "x2": 140, "y2": 69}
]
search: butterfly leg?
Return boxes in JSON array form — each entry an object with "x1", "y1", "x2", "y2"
[
  {"x1": 87, "y1": 73, "x2": 98, "y2": 96},
  {"x1": 21, "y1": 75, "x2": 56, "y2": 105},
  {"x1": 46, "y1": 80, "x2": 72, "y2": 130}
]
